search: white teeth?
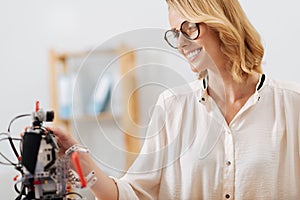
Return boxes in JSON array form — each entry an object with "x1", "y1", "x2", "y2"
[{"x1": 187, "y1": 48, "x2": 202, "y2": 59}]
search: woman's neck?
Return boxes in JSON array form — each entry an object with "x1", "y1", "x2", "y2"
[{"x1": 206, "y1": 68, "x2": 259, "y2": 124}]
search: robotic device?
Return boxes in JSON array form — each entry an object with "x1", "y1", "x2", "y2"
[{"x1": 0, "y1": 102, "x2": 95, "y2": 200}]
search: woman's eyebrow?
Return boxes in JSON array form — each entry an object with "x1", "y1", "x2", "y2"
[{"x1": 170, "y1": 27, "x2": 179, "y2": 32}]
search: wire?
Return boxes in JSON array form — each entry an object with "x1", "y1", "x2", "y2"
[
  {"x1": 15, "y1": 183, "x2": 25, "y2": 200},
  {"x1": 0, "y1": 136, "x2": 21, "y2": 166},
  {"x1": 0, "y1": 137, "x2": 22, "y2": 142},
  {"x1": 65, "y1": 192, "x2": 83, "y2": 199},
  {"x1": 8, "y1": 136, "x2": 19, "y2": 160},
  {"x1": 0, "y1": 161, "x2": 14, "y2": 166},
  {"x1": 0, "y1": 152, "x2": 17, "y2": 166},
  {"x1": 7, "y1": 114, "x2": 31, "y2": 133},
  {"x1": 0, "y1": 132, "x2": 9, "y2": 136},
  {"x1": 14, "y1": 182, "x2": 20, "y2": 194},
  {"x1": 7, "y1": 114, "x2": 31, "y2": 162}
]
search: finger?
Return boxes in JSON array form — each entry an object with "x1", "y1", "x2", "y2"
[
  {"x1": 23, "y1": 126, "x2": 31, "y2": 131},
  {"x1": 20, "y1": 126, "x2": 31, "y2": 138},
  {"x1": 44, "y1": 126, "x2": 59, "y2": 136}
]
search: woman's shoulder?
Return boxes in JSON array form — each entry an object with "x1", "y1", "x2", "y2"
[
  {"x1": 159, "y1": 80, "x2": 202, "y2": 101},
  {"x1": 265, "y1": 75, "x2": 300, "y2": 96}
]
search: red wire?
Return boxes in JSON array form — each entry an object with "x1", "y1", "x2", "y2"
[{"x1": 71, "y1": 151, "x2": 87, "y2": 188}]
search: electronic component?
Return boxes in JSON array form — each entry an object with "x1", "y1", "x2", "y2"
[{"x1": 0, "y1": 101, "x2": 92, "y2": 200}]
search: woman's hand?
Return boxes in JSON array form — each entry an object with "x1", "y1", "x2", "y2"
[{"x1": 47, "y1": 126, "x2": 78, "y2": 155}]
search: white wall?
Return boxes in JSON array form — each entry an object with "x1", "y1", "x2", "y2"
[
  {"x1": 240, "y1": 0, "x2": 300, "y2": 82},
  {"x1": 0, "y1": 0, "x2": 299, "y2": 199}
]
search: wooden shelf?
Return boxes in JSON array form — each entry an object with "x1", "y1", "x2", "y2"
[
  {"x1": 62, "y1": 112, "x2": 120, "y2": 122},
  {"x1": 49, "y1": 46, "x2": 141, "y2": 169}
]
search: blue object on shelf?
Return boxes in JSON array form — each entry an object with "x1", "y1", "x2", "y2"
[
  {"x1": 58, "y1": 74, "x2": 74, "y2": 119},
  {"x1": 88, "y1": 73, "x2": 113, "y2": 115}
]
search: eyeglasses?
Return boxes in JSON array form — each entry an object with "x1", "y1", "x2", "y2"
[{"x1": 164, "y1": 21, "x2": 200, "y2": 49}]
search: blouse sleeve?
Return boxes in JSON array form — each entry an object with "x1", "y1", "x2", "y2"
[
  {"x1": 111, "y1": 92, "x2": 168, "y2": 200},
  {"x1": 298, "y1": 113, "x2": 300, "y2": 157}
]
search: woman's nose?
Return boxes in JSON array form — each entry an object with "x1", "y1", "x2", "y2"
[{"x1": 177, "y1": 32, "x2": 189, "y2": 49}]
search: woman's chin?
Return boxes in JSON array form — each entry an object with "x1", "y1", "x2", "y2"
[
  {"x1": 190, "y1": 66, "x2": 199, "y2": 73},
  {"x1": 189, "y1": 63, "x2": 202, "y2": 73}
]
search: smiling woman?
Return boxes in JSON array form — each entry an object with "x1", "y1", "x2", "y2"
[
  {"x1": 9, "y1": 0, "x2": 299, "y2": 199},
  {"x1": 166, "y1": 0, "x2": 264, "y2": 82},
  {"x1": 44, "y1": 0, "x2": 300, "y2": 199}
]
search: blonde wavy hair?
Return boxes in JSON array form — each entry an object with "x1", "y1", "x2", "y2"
[{"x1": 166, "y1": 0, "x2": 264, "y2": 82}]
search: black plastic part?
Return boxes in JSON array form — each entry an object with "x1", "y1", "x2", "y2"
[
  {"x1": 46, "y1": 111, "x2": 54, "y2": 122},
  {"x1": 44, "y1": 147, "x2": 56, "y2": 170},
  {"x1": 21, "y1": 132, "x2": 42, "y2": 174}
]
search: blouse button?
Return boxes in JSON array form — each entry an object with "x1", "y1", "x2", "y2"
[
  {"x1": 225, "y1": 194, "x2": 230, "y2": 199},
  {"x1": 226, "y1": 161, "x2": 231, "y2": 166}
]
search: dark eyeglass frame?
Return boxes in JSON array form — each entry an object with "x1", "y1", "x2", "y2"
[{"x1": 164, "y1": 21, "x2": 201, "y2": 49}]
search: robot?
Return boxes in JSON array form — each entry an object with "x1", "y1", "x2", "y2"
[{"x1": 1, "y1": 102, "x2": 95, "y2": 200}]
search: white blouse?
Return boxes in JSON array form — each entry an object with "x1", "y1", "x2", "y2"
[{"x1": 113, "y1": 74, "x2": 300, "y2": 200}]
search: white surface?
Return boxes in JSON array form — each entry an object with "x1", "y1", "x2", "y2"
[{"x1": 239, "y1": 0, "x2": 300, "y2": 83}]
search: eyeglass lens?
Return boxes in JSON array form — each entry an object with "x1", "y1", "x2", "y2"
[
  {"x1": 181, "y1": 21, "x2": 199, "y2": 40},
  {"x1": 165, "y1": 21, "x2": 199, "y2": 48}
]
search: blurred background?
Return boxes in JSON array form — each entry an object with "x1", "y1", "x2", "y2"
[{"x1": 0, "y1": 0, "x2": 299, "y2": 199}]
